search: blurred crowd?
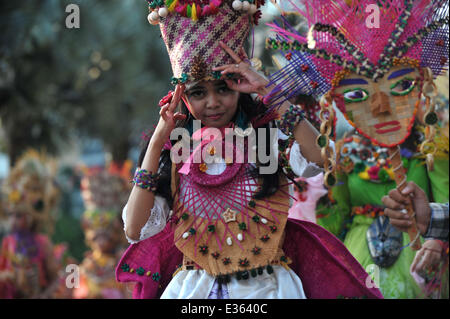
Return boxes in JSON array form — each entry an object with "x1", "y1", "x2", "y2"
[{"x1": 0, "y1": 150, "x2": 133, "y2": 299}]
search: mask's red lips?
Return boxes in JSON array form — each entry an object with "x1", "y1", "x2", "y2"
[{"x1": 374, "y1": 121, "x2": 401, "y2": 134}]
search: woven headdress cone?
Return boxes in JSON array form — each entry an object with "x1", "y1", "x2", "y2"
[
  {"x1": 159, "y1": 1, "x2": 251, "y2": 83},
  {"x1": 80, "y1": 170, "x2": 130, "y2": 214},
  {"x1": 80, "y1": 169, "x2": 131, "y2": 231}
]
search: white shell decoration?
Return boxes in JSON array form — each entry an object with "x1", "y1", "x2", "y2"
[
  {"x1": 148, "y1": 11, "x2": 160, "y2": 25},
  {"x1": 226, "y1": 237, "x2": 233, "y2": 246},
  {"x1": 232, "y1": 0, "x2": 257, "y2": 15},
  {"x1": 261, "y1": 218, "x2": 268, "y2": 224},
  {"x1": 158, "y1": 7, "x2": 169, "y2": 18},
  {"x1": 249, "y1": 4, "x2": 258, "y2": 14},
  {"x1": 237, "y1": 233, "x2": 243, "y2": 241},
  {"x1": 242, "y1": 1, "x2": 250, "y2": 11},
  {"x1": 182, "y1": 232, "x2": 189, "y2": 239},
  {"x1": 232, "y1": 0, "x2": 243, "y2": 11},
  {"x1": 150, "y1": 11, "x2": 159, "y2": 21}
]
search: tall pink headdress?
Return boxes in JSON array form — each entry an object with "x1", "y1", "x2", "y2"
[
  {"x1": 265, "y1": 0, "x2": 449, "y2": 103},
  {"x1": 146, "y1": 0, "x2": 265, "y2": 85}
]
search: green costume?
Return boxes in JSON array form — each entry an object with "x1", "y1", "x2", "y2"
[{"x1": 317, "y1": 129, "x2": 449, "y2": 298}]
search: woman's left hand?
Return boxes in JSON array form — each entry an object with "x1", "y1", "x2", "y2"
[
  {"x1": 411, "y1": 239, "x2": 443, "y2": 274},
  {"x1": 213, "y1": 41, "x2": 270, "y2": 96}
]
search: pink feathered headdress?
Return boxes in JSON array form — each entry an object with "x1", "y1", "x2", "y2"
[{"x1": 265, "y1": 0, "x2": 449, "y2": 101}]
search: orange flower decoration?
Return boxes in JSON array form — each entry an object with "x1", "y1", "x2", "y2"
[{"x1": 199, "y1": 163, "x2": 208, "y2": 173}]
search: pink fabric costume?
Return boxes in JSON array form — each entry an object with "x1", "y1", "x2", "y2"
[{"x1": 116, "y1": 218, "x2": 383, "y2": 299}]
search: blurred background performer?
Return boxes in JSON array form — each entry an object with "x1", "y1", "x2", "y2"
[
  {"x1": 73, "y1": 168, "x2": 131, "y2": 299},
  {"x1": 0, "y1": 150, "x2": 62, "y2": 298}
]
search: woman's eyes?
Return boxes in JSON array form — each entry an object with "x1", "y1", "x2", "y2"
[
  {"x1": 217, "y1": 85, "x2": 231, "y2": 93},
  {"x1": 343, "y1": 88, "x2": 369, "y2": 103},
  {"x1": 188, "y1": 90, "x2": 205, "y2": 98},
  {"x1": 390, "y1": 77, "x2": 415, "y2": 96},
  {"x1": 187, "y1": 86, "x2": 230, "y2": 98}
]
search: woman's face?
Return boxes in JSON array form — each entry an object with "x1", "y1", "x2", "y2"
[
  {"x1": 334, "y1": 65, "x2": 421, "y2": 147},
  {"x1": 184, "y1": 80, "x2": 240, "y2": 128}
]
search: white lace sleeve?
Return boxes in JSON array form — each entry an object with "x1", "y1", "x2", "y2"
[
  {"x1": 275, "y1": 129, "x2": 335, "y2": 178},
  {"x1": 122, "y1": 195, "x2": 171, "y2": 244}
]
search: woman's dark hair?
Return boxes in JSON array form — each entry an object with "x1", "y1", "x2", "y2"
[
  {"x1": 238, "y1": 93, "x2": 281, "y2": 199},
  {"x1": 137, "y1": 89, "x2": 281, "y2": 206}
]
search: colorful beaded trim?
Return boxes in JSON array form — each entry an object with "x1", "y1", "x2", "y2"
[
  {"x1": 174, "y1": 255, "x2": 292, "y2": 281},
  {"x1": 276, "y1": 105, "x2": 305, "y2": 136},
  {"x1": 278, "y1": 135, "x2": 296, "y2": 179},
  {"x1": 120, "y1": 263, "x2": 161, "y2": 282},
  {"x1": 266, "y1": 11, "x2": 449, "y2": 81},
  {"x1": 132, "y1": 169, "x2": 160, "y2": 192},
  {"x1": 352, "y1": 204, "x2": 385, "y2": 219},
  {"x1": 147, "y1": 0, "x2": 263, "y2": 24},
  {"x1": 169, "y1": 71, "x2": 238, "y2": 86},
  {"x1": 335, "y1": 132, "x2": 434, "y2": 183},
  {"x1": 265, "y1": 38, "x2": 373, "y2": 78}
]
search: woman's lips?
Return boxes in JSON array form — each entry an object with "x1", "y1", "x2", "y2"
[
  {"x1": 374, "y1": 120, "x2": 401, "y2": 134},
  {"x1": 206, "y1": 113, "x2": 224, "y2": 120}
]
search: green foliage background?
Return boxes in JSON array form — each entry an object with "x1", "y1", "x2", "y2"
[{"x1": 0, "y1": 0, "x2": 172, "y2": 165}]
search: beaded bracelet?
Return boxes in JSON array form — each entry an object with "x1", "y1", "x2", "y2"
[
  {"x1": 276, "y1": 104, "x2": 306, "y2": 136},
  {"x1": 132, "y1": 169, "x2": 159, "y2": 192}
]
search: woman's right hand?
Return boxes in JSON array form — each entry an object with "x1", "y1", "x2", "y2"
[{"x1": 153, "y1": 84, "x2": 187, "y2": 144}]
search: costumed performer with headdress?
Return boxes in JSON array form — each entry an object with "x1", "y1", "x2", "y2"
[
  {"x1": 116, "y1": 0, "x2": 383, "y2": 299},
  {"x1": 0, "y1": 150, "x2": 61, "y2": 299},
  {"x1": 265, "y1": 0, "x2": 449, "y2": 298},
  {"x1": 73, "y1": 168, "x2": 132, "y2": 299}
]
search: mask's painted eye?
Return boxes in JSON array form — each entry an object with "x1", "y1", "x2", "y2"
[
  {"x1": 390, "y1": 77, "x2": 415, "y2": 96},
  {"x1": 343, "y1": 88, "x2": 369, "y2": 103}
]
